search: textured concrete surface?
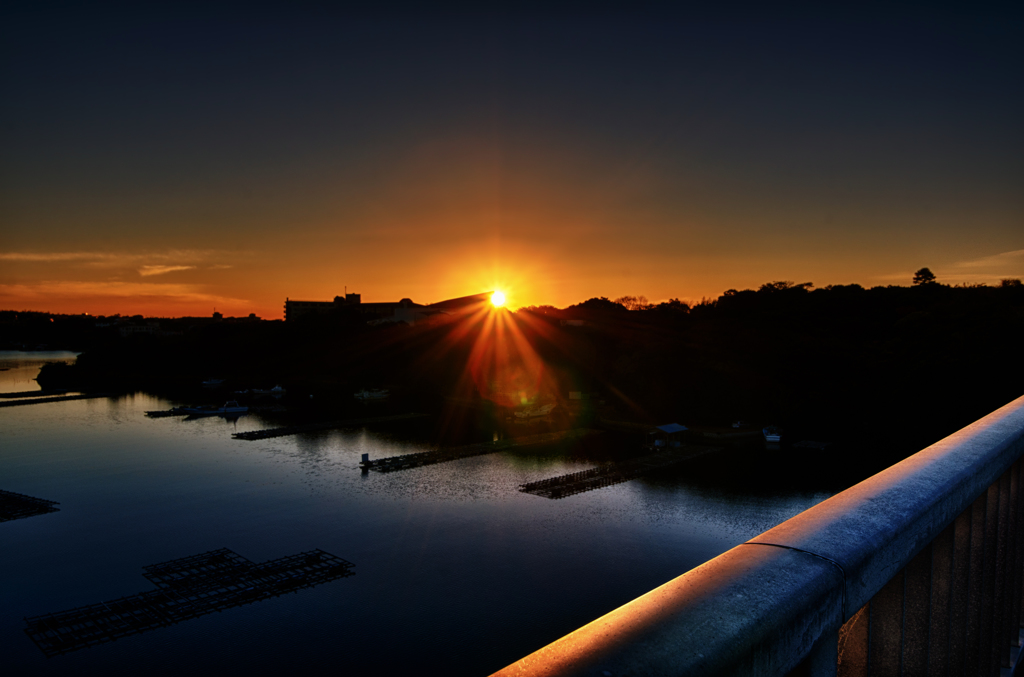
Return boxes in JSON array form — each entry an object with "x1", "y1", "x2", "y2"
[
  {"x1": 492, "y1": 544, "x2": 843, "y2": 677},
  {"x1": 493, "y1": 394, "x2": 1024, "y2": 676},
  {"x1": 749, "y1": 394, "x2": 1024, "y2": 618}
]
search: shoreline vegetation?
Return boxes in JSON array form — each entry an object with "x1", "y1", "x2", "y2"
[{"x1": 5, "y1": 278, "x2": 1024, "y2": 478}]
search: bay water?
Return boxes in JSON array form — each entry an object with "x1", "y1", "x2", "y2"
[{"x1": 0, "y1": 352, "x2": 832, "y2": 675}]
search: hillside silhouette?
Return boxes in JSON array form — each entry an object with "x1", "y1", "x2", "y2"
[{"x1": 15, "y1": 279, "x2": 1024, "y2": 465}]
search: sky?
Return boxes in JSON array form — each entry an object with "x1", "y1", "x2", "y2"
[{"x1": 2, "y1": 5, "x2": 1022, "y2": 318}]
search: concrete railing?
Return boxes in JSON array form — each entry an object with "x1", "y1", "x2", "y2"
[{"x1": 493, "y1": 395, "x2": 1024, "y2": 676}]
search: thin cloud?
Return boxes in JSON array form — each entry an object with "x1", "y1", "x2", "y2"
[
  {"x1": 919, "y1": 272, "x2": 1022, "y2": 284},
  {"x1": 0, "y1": 249, "x2": 240, "y2": 266},
  {"x1": 0, "y1": 281, "x2": 248, "y2": 306},
  {"x1": 0, "y1": 252, "x2": 113, "y2": 262},
  {"x1": 954, "y1": 249, "x2": 1024, "y2": 269},
  {"x1": 873, "y1": 272, "x2": 914, "y2": 282},
  {"x1": 874, "y1": 271, "x2": 1023, "y2": 285},
  {"x1": 139, "y1": 265, "x2": 195, "y2": 277},
  {"x1": 876, "y1": 248, "x2": 1024, "y2": 285}
]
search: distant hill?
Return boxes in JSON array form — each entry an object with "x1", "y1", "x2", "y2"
[{"x1": 27, "y1": 280, "x2": 1024, "y2": 467}]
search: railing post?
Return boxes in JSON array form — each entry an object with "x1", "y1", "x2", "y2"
[
  {"x1": 1013, "y1": 460, "x2": 1024, "y2": 650},
  {"x1": 869, "y1": 568, "x2": 905, "y2": 676},
  {"x1": 903, "y1": 541, "x2": 932, "y2": 673},
  {"x1": 980, "y1": 481, "x2": 1000, "y2": 676},
  {"x1": 1011, "y1": 456, "x2": 1019, "y2": 643},
  {"x1": 950, "y1": 507, "x2": 973, "y2": 673},
  {"x1": 967, "y1": 491, "x2": 988, "y2": 671},
  {"x1": 994, "y1": 469, "x2": 1012, "y2": 671},
  {"x1": 927, "y1": 522, "x2": 955, "y2": 674}
]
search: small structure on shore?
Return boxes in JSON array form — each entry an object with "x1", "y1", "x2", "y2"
[{"x1": 647, "y1": 423, "x2": 688, "y2": 449}]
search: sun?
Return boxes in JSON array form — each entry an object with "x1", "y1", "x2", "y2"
[{"x1": 490, "y1": 290, "x2": 506, "y2": 307}]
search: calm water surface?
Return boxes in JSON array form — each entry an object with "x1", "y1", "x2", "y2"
[
  {"x1": 0, "y1": 351, "x2": 79, "y2": 394},
  {"x1": 1, "y1": 353, "x2": 833, "y2": 675}
]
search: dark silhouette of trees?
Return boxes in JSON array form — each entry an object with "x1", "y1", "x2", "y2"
[
  {"x1": 567, "y1": 297, "x2": 628, "y2": 314},
  {"x1": 653, "y1": 298, "x2": 689, "y2": 313},
  {"x1": 24, "y1": 275, "x2": 1024, "y2": 478},
  {"x1": 758, "y1": 281, "x2": 813, "y2": 293},
  {"x1": 913, "y1": 268, "x2": 937, "y2": 285},
  {"x1": 613, "y1": 295, "x2": 653, "y2": 311},
  {"x1": 517, "y1": 305, "x2": 560, "y2": 316}
]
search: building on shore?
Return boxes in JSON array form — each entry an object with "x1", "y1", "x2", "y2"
[{"x1": 284, "y1": 291, "x2": 492, "y2": 324}]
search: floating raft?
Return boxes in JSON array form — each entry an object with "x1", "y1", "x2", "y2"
[
  {"x1": 24, "y1": 547, "x2": 354, "y2": 657},
  {"x1": 0, "y1": 489, "x2": 60, "y2": 523},
  {"x1": 361, "y1": 428, "x2": 601, "y2": 473},
  {"x1": 519, "y1": 446, "x2": 720, "y2": 499},
  {"x1": 232, "y1": 413, "x2": 429, "y2": 440},
  {"x1": 0, "y1": 393, "x2": 112, "y2": 408}
]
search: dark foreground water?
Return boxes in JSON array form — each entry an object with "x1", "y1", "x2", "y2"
[{"x1": 1, "y1": 352, "x2": 833, "y2": 676}]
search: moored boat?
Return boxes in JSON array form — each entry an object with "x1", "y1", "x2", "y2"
[{"x1": 355, "y1": 389, "x2": 389, "y2": 401}]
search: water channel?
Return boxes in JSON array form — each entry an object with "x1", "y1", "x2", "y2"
[{"x1": 1, "y1": 351, "x2": 834, "y2": 675}]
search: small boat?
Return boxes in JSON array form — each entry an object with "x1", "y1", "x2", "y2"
[
  {"x1": 354, "y1": 389, "x2": 389, "y2": 401},
  {"x1": 202, "y1": 378, "x2": 225, "y2": 387},
  {"x1": 253, "y1": 385, "x2": 286, "y2": 396},
  {"x1": 181, "y1": 401, "x2": 248, "y2": 416},
  {"x1": 514, "y1": 403, "x2": 556, "y2": 419},
  {"x1": 763, "y1": 425, "x2": 782, "y2": 443}
]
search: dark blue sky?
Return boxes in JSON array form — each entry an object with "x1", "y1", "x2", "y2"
[{"x1": 2, "y1": 5, "x2": 1022, "y2": 315}]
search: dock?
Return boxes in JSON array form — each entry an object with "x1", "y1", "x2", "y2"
[
  {"x1": 145, "y1": 408, "x2": 189, "y2": 418},
  {"x1": 0, "y1": 389, "x2": 69, "y2": 399},
  {"x1": 24, "y1": 547, "x2": 354, "y2": 657},
  {"x1": 0, "y1": 489, "x2": 60, "y2": 523},
  {"x1": 145, "y1": 405, "x2": 286, "y2": 418},
  {"x1": 361, "y1": 428, "x2": 602, "y2": 473},
  {"x1": 231, "y1": 413, "x2": 429, "y2": 440},
  {"x1": 0, "y1": 393, "x2": 113, "y2": 408},
  {"x1": 519, "y1": 445, "x2": 720, "y2": 499}
]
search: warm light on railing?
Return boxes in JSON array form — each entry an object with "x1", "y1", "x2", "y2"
[{"x1": 492, "y1": 394, "x2": 1024, "y2": 676}]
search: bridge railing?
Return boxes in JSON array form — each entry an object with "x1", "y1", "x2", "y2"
[{"x1": 492, "y1": 394, "x2": 1024, "y2": 676}]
